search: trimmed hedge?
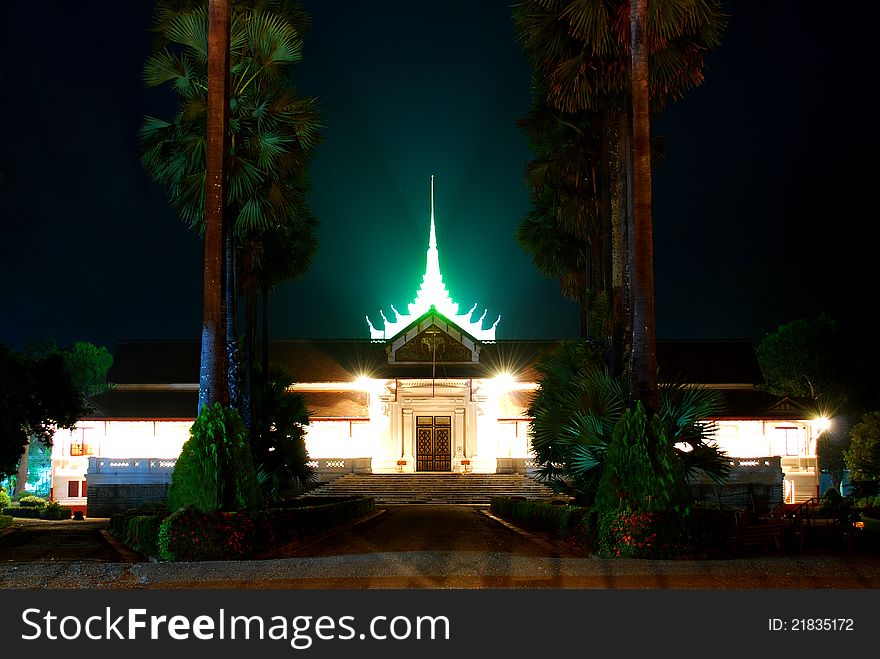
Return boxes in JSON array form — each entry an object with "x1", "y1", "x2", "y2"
[
  {"x1": 42, "y1": 502, "x2": 70, "y2": 520},
  {"x1": 0, "y1": 514, "x2": 12, "y2": 530},
  {"x1": 491, "y1": 496, "x2": 594, "y2": 551},
  {"x1": 126, "y1": 514, "x2": 166, "y2": 557},
  {"x1": 2, "y1": 507, "x2": 43, "y2": 519},
  {"x1": 1, "y1": 505, "x2": 71, "y2": 520},
  {"x1": 109, "y1": 496, "x2": 375, "y2": 561},
  {"x1": 18, "y1": 495, "x2": 47, "y2": 508}
]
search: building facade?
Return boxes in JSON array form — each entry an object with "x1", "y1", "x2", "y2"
[{"x1": 45, "y1": 180, "x2": 823, "y2": 514}]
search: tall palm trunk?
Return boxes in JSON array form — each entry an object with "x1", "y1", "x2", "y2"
[
  {"x1": 628, "y1": 0, "x2": 658, "y2": 412},
  {"x1": 261, "y1": 280, "x2": 271, "y2": 381},
  {"x1": 226, "y1": 229, "x2": 240, "y2": 410},
  {"x1": 242, "y1": 237, "x2": 258, "y2": 432},
  {"x1": 199, "y1": 0, "x2": 231, "y2": 411}
]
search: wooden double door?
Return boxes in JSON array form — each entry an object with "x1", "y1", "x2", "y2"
[{"x1": 416, "y1": 415, "x2": 452, "y2": 471}]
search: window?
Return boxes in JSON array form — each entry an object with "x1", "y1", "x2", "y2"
[
  {"x1": 67, "y1": 481, "x2": 80, "y2": 497},
  {"x1": 70, "y1": 444, "x2": 95, "y2": 456}
]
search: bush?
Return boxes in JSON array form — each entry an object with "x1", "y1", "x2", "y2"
[
  {"x1": 490, "y1": 496, "x2": 594, "y2": 549},
  {"x1": 42, "y1": 501, "x2": 69, "y2": 520},
  {"x1": 0, "y1": 487, "x2": 10, "y2": 510},
  {"x1": 166, "y1": 403, "x2": 263, "y2": 513},
  {"x1": 0, "y1": 514, "x2": 12, "y2": 530},
  {"x1": 126, "y1": 514, "x2": 166, "y2": 558},
  {"x1": 2, "y1": 506, "x2": 42, "y2": 518},
  {"x1": 687, "y1": 506, "x2": 737, "y2": 557},
  {"x1": 155, "y1": 496, "x2": 375, "y2": 561},
  {"x1": 157, "y1": 507, "x2": 259, "y2": 561},
  {"x1": 266, "y1": 496, "x2": 376, "y2": 545},
  {"x1": 18, "y1": 495, "x2": 47, "y2": 508},
  {"x1": 597, "y1": 509, "x2": 689, "y2": 559}
]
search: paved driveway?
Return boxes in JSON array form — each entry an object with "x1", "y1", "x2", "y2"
[{"x1": 2, "y1": 506, "x2": 880, "y2": 589}]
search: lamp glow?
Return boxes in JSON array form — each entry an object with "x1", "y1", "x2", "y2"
[{"x1": 814, "y1": 417, "x2": 832, "y2": 432}]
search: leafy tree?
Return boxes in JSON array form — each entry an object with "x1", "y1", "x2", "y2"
[
  {"x1": 0, "y1": 344, "x2": 85, "y2": 478},
  {"x1": 250, "y1": 365, "x2": 315, "y2": 502},
  {"x1": 8, "y1": 339, "x2": 112, "y2": 493},
  {"x1": 844, "y1": 411, "x2": 880, "y2": 482},
  {"x1": 756, "y1": 315, "x2": 848, "y2": 407},
  {"x1": 756, "y1": 315, "x2": 854, "y2": 488}
]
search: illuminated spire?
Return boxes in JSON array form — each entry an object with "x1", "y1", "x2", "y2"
[
  {"x1": 367, "y1": 176, "x2": 501, "y2": 341},
  {"x1": 429, "y1": 174, "x2": 437, "y2": 249}
]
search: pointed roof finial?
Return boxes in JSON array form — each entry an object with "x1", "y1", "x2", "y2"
[{"x1": 429, "y1": 174, "x2": 437, "y2": 249}]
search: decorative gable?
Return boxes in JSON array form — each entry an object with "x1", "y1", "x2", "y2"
[
  {"x1": 766, "y1": 396, "x2": 811, "y2": 416},
  {"x1": 387, "y1": 309, "x2": 480, "y2": 364}
]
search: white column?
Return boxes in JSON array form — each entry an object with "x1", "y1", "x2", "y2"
[{"x1": 401, "y1": 409, "x2": 414, "y2": 472}]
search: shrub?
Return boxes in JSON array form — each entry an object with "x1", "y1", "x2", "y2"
[
  {"x1": 2, "y1": 506, "x2": 42, "y2": 518},
  {"x1": 597, "y1": 509, "x2": 689, "y2": 559},
  {"x1": 0, "y1": 514, "x2": 12, "y2": 530},
  {"x1": 126, "y1": 514, "x2": 166, "y2": 558},
  {"x1": 0, "y1": 487, "x2": 10, "y2": 510},
  {"x1": 687, "y1": 505, "x2": 737, "y2": 557},
  {"x1": 18, "y1": 495, "x2": 47, "y2": 508},
  {"x1": 42, "y1": 501, "x2": 69, "y2": 520},
  {"x1": 166, "y1": 403, "x2": 263, "y2": 513},
  {"x1": 267, "y1": 496, "x2": 375, "y2": 544},
  {"x1": 155, "y1": 496, "x2": 375, "y2": 561},
  {"x1": 490, "y1": 496, "x2": 594, "y2": 549},
  {"x1": 157, "y1": 507, "x2": 259, "y2": 561}
]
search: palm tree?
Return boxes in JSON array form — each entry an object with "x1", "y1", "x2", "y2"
[
  {"x1": 628, "y1": 0, "x2": 656, "y2": 410},
  {"x1": 527, "y1": 340, "x2": 730, "y2": 504},
  {"x1": 201, "y1": 0, "x2": 231, "y2": 410},
  {"x1": 512, "y1": 0, "x2": 727, "y2": 397},
  {"x1": 140, "y1": 0, "x2": 322, "y2": 414},
  {"x1": 251, "y1": 365, "x2": 315, "y2": 502}
]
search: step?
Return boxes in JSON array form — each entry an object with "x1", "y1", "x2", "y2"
[{"x1": 303, "y1": 473, "x2": 563, "y2": 505}]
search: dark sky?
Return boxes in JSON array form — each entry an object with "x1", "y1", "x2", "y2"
[{"x1": 1, "y1": 1, "x2": 877, "y2": 355}]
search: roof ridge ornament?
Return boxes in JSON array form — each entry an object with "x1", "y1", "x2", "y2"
[{"x1": 367, "y1": 176, "x2": 500, "y2": 341}]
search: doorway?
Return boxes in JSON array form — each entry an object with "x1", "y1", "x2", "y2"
[{"x1": 416, "y1": 415, "x2": 452, "y2": 471}]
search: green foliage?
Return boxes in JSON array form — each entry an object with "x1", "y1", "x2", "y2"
[
  {"x1": 597, "y1": 509, "x2": 689, "y2": 559},
  {"x1": 251, "y1": 366, "x2": 315, "y2": 502},
  {"x1": 490, "y1": 496, "x2": 594, "y2": 551},
  {"x1": 844, "y1": 411, "x2": 880, "y2": 481},
  {"x1": 166, "y1": 403, "x2": 263, "y2": 513},
  {"x1": 0, "y1": 344, "x2": 85, "y2": 477},
  {"x1": 0, "y1": 487, "x2": 10, "y2": 509},
  {"x1": 156, "y1": 496, "x2": 374, "y2": 561},
  {"x1": 140, "y1": 0, "x2": 322, "y2": 239},
  {"x1": 756, "y1": 315, "x2": 847, "y2": 403},
  {"x1": 2, "y1": 507, "x2": 42, "y2": 519},
  {"x1": 18, "y1": 495, "x2": 47, "y2": 508},
  {"x1": 158, "y1": 507, "x2": 260, "y2": 561},
  {"x1": 594, "y1": 403, "x2": 692, "y2": 515},
  {"x1": 527, "y1": 341, "x2": 728, "y2": 504},
  {"x1": 62, "y1": 342, "x2": 113, "y2": 397},
  {"x1": 42, "y1": 501, "x2": 69, "y2": 520},
  {"x1": 126, "y1": 514, "x2": 168, "y2": 558},
  {"x1": 0, "y1": 514, "x2": 11, "y2": 530},
  {"x1": 267, "y1": 497, "x2": 376, "y2": 545}
]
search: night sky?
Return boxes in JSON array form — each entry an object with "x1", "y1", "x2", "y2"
[{"x1": 1, "y1": 1, "x2": 878, "y2": 358}]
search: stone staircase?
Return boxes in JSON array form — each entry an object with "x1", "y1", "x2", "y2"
[{"x1": 304, "y1": 473, "x2": 565, "y2": 505}]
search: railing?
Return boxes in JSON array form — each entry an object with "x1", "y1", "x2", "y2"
[
  {"x1": 87, "y1": 457, "x2": 177, "y2": 474},
  {"x1": 786, "y1": 496, "x2": 862, "y2": 551}
]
